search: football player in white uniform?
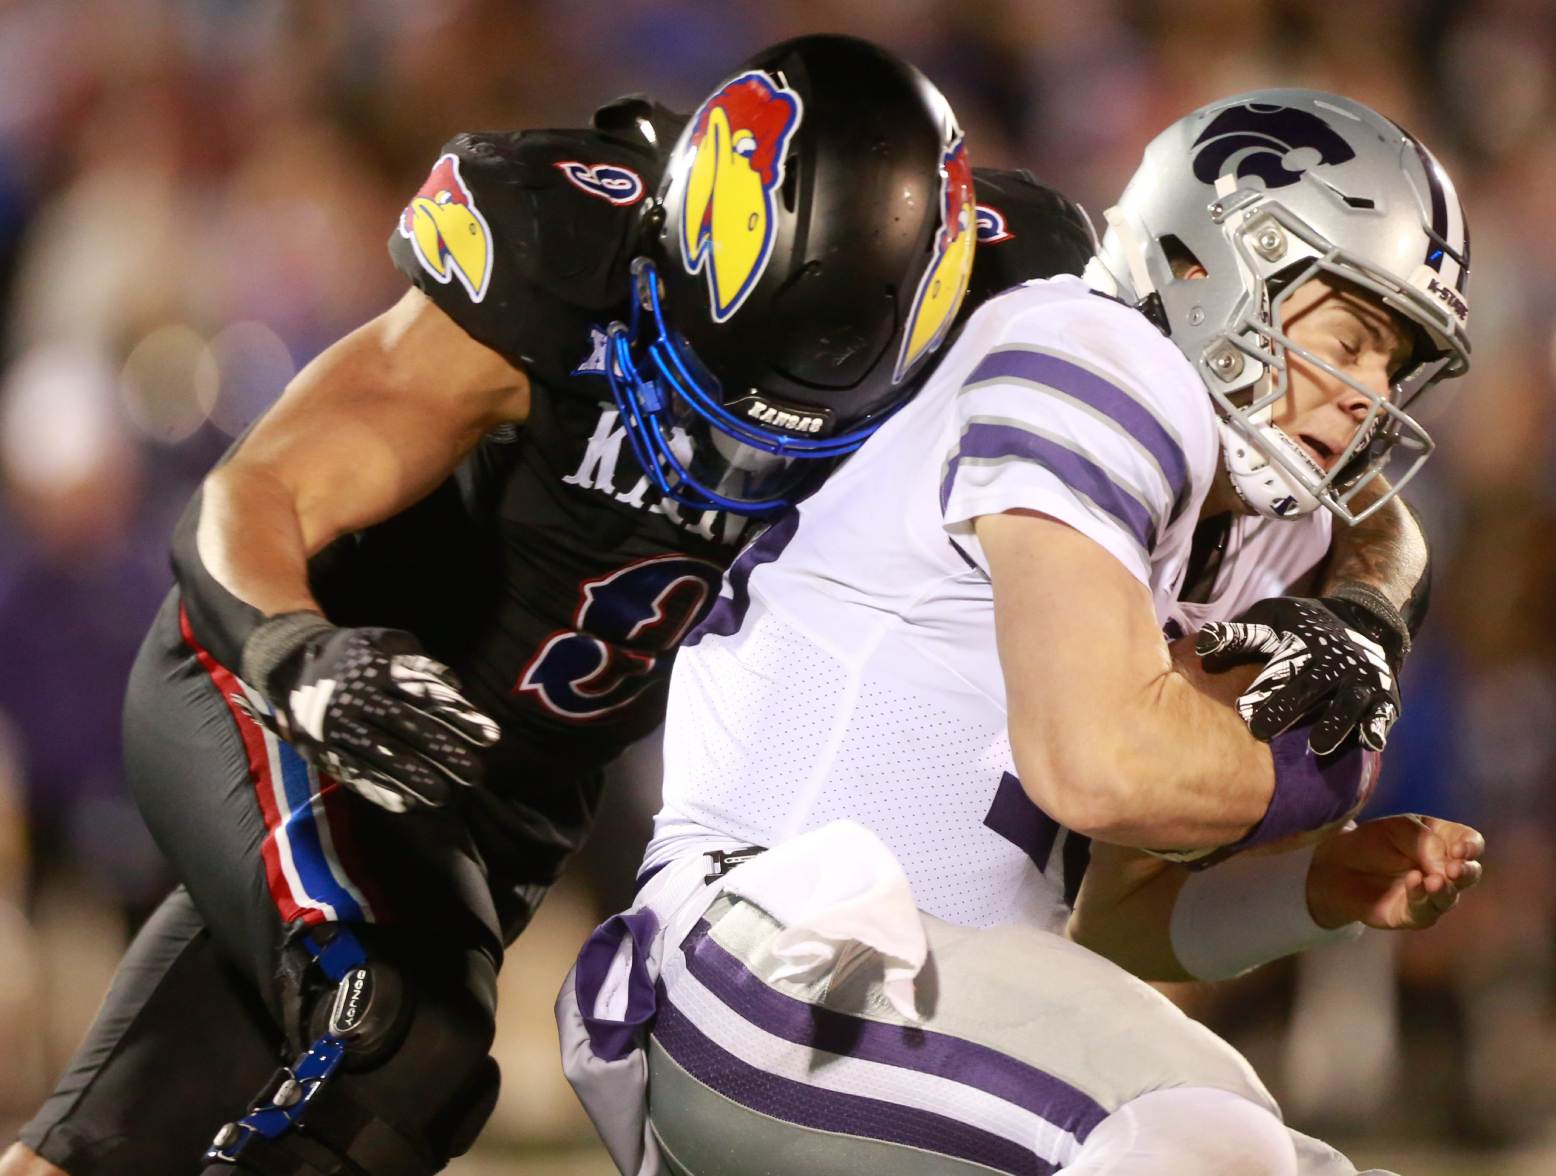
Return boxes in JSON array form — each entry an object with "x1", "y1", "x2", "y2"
[{"x1": 560, "y1": 90, "x2": 1480, "y2": 1175}]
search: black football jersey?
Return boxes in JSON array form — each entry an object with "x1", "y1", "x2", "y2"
[{"x1": 308, "y1": 120, "x2": 755, "y2": 877}]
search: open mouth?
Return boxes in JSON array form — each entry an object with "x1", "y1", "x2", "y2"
[{"x1": 1296, "y1": 433, "x2": 1336, "y2": 471}]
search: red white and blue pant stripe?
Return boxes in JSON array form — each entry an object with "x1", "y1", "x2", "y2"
[{"x1": 181, "y1": 608, "x2": 383, "y2": 927}]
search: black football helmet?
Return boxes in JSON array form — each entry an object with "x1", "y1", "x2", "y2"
[{"x1": 605, "y1": 34, "x2": 975, "y2": 515}]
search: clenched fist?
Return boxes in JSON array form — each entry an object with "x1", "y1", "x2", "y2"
[{"x1": 240, "y1": 612, "x2": 501, "y2": 813}]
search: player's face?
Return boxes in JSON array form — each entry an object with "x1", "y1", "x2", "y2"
[{"x1": 1273, "y1": 275, "x2": 1414, "y2": 473}]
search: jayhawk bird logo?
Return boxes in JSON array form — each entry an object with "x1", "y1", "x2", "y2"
[
  {"x1": 894, "y1": 135, "x2": 976, "y2": 382},
  {"x1": 398, "y1": 154, "x2": 494, "y2": 302},
  {"x1": 679, "y1": 71, "x2": 803, "y2": 323}
]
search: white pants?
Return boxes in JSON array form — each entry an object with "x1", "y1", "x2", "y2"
[
  {"x1": 1064, "y1": 1087, "x2": 1292, "y2": 1174},
  {"x1": 561, "y1": 837, "x2": 1390, "y2": 1176}
]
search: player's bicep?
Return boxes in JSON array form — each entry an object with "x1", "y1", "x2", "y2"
[{"x1": 227, "y1": 287, "x2": 530, "y2": 552}]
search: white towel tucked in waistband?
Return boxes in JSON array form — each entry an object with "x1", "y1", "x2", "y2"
[{"x1": 721, "y1": 819, "x2": 927, "y2": 1020}]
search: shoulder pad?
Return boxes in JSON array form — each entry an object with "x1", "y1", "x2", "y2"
[
  {"x1": 388, "y1": 129, "x2": 662, "y2": 373},
  {"x1": 965, "y1": 168, "x2": 1096, "y2": 311},
  {"x1": 591, "y1": 94, "x2": 688, "y2": 158}
]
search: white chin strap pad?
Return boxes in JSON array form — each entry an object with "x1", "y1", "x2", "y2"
[
  {"x1": 1101, "y1": 205, "x2": 1157, "y2": 299},
  {"x1": 1218, "y1": 418, "x2": 1323, "y2": 519}
]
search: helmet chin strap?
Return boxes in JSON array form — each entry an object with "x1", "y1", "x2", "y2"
[{"x1": 1217, "y1": 410, "x2": 1324, "y2": 520}]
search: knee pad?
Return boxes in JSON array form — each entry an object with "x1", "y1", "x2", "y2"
[{"x1": 203, "y1": 925, "x2": 500, "y2": 1175}]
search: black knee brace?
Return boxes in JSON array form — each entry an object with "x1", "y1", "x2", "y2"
[{"x1": 202, "y1": 924, "x2": 500, "y2": 1175}]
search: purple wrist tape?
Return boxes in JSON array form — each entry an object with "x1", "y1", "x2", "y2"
[
  {"x1": 1248, "y1": 727, "x2": 1380, "y2": 848},
  {"x1": 1189, "y1": 726, "x2": 1380, "y2": 870}
]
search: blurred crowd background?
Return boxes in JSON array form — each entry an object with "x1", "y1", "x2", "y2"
[{"x1": 1, "y1": 0, "x2": 1553, "y2": 1172}]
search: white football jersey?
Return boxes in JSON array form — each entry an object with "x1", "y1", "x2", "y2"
[
  {"x1": 645, "y1": 275, "x2": 1330, "y2": 932},
  {"x1": 1163, "y1": 509, "x2": 1332, "y2": 640}
]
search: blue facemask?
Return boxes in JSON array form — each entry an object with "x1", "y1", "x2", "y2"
[{"x1": 604, "y1": 258, "x2": 902, "y2": 516}]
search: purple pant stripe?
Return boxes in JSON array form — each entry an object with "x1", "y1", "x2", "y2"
[
  {"x1": 653, "y1": 982, "x2": 1058, "y2": 1176},
  {"x1": 681, "y1": 920, "x2": 1108, "y2": 1143}
]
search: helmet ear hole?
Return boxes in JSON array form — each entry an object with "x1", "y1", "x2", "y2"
[{"x1": 1160, "y1": 234, "x2": 1205, "y2": 279}]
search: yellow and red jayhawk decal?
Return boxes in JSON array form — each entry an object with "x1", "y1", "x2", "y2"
[
  {"x1": 895, "y1": 135, "x2": 976, "y2": 382},
  {"x1": 397, "y1": 153, "x2": 494, "y2": 303},
  {"x1": 679, "y1": 71, "x2": 803, "y2": 323}
]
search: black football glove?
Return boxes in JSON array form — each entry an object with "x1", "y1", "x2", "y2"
[
  {"x1": 1194, "y1": 586, "x2": 1409, "y2": 754},
  {"x1": 238, "y1": 612, "x2": 501, "y2": 813}
]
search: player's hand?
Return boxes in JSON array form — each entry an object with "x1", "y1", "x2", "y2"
[
  {"x1": 240, "y1": 615, "x2": 501, "y2": 813},
  {"x1": 1195, "y1": 594, "x2": 1407, "y2": 754},
  {"x1": 1305, "y1": 815, "x2": 1484, "y2": 931}
]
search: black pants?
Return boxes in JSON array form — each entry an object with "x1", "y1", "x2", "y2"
[{"x1": 21, "y1": 592, "x2": 577, "y2": 1174}]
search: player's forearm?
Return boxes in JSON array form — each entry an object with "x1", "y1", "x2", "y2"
[
  {"x1": 197, "y1": 462, "x2": 322, "y2": 616},
  {"x1": 1071, "y1": 836, "x2": 1367, "y2": 984},
  {"x1": 171, "y1": 467, "x2": 322, "y2": 671},
  {"x1": 1319, "y1": 476, "x2": 1429, "y2": 624},
  {"x1": 1018, "y1": 644, "x2": 1274, "y2": 850},
  {"x1": 1100, "y1": 666, "x2": 1275, "y2": 847},
  {"x1": 1066, "y1": 844, "x2": 1193, "y2": 981}
]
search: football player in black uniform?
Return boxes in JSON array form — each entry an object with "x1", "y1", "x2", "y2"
[{"x1": 3, "y1": 35, "x2": 979, "y2": 1176}]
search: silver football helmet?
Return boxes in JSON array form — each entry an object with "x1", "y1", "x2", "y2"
[{"x1": 1093, "y1": 89, "x2": 1470, "y2": 524}]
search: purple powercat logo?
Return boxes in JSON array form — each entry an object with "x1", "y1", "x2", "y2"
[{"x1": 1192, "y1": 103, "x2": 1355, "y2": 190}]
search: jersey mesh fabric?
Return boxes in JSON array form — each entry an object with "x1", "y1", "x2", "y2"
[
  {"x1": 810, "y1": 674, "x2": 1019, "y2": 927},
  {"x1": 657, "y1": 609, "x2": 852, "y2": 850}
]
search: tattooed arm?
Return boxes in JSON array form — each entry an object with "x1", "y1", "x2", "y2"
[{"x1": 1316, "y1": 476, "x2": 1431, "y2": 637}]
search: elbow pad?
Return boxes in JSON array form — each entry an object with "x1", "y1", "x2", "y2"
[{"x1": 170, "y1": 485, "x2": 267, "y2": 673}]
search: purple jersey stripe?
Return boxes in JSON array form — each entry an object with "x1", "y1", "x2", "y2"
[
  {"x1": 963, "y1": 348, "x2": 1189, "y2": 512},
  {"x1": 983, "y1": 771, "x2": 1060, "y2": 873},
  {"x1": 680, "y1": 919, "x2": 1109, "y2": 1143},
  {"x1": 654, "y1": 982, "x2": 1059, "y2": 1176},
  {"x1": 940, "y1": 421, "x2": 1157, "y2": 552},
  {"x1": 684, "y1": 509, "x2": 801, "y2": 647}
]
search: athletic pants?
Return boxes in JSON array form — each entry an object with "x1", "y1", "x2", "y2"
[{"x1": 20, "y1": 591, "x2": 570, "y2": 1174}]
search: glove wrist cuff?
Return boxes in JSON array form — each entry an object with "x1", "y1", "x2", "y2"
[
  {"x1": 1325, "y1": 583, "x2": 1410, "y2": 662},
  {"x1": 1187, "y1": 725, "x2": 1381, "y2": 868},
  {"x1": 241, "y1": 611, "x2": 336, "y2": 700}
]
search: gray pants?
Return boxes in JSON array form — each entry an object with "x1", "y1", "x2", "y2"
[{"x1": 561, "y1": 850, "x2": 1386, "y2": 1176}]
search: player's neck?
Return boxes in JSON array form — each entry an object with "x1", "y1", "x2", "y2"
[{"x1": 1200, "y1": 468, "x2": 1253, "y2": 521}]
